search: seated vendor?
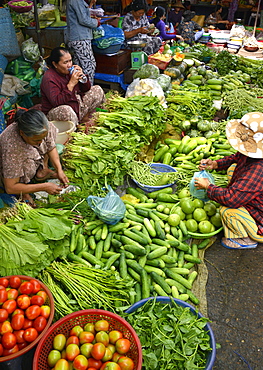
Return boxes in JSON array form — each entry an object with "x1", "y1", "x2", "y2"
[
  {"x1": 168, "y1": 2, "x2": 185, "y2": 29},
  {"x1": 40, "y1": 47, "x2": 105, "y2": 128},
  {"x1": 150, "y1": 6, "x2": 184, "y2": 41},
  {"x1": 177, "y1": 10, "x2": 203, "y2": 45},
  {"x1": 205, "y1": 6, "x2": 229, "y2": 30},
  {"x1": 122, "y1": 0, "x2": 162, "y2": 55},
  {"x1": 0, "y1": 109, "x2": 68, "y2": 206}
]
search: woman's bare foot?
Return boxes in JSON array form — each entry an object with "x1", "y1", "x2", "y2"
[
  {"x1": 35, "y1": 168, "x2": 58, "y2": 182},
  {"x1": 22, "y1": 194, "x2": 36, "y2": 208}
]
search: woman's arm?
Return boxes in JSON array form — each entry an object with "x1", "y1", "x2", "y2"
[
  {"x1": 48, "y1": 147, "x2": 69, "y2": 186},
  {"x1": 4, "y1": 178, "x2": 63, "y2": 195},
  {"x1": 71, "y1": 1, "x2": 99, "y2": 29},
  {"x1": 124, "y1": 27, "x2": 149, "y2": 39}
]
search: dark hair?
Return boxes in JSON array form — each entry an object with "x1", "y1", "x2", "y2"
[
  {"x1": 152, "y1": 6, "x2": 165, "y2": 26},
  {"x1": 46, "y1": 47, "x2": 71, "y2": 68},
  {"x1": 16, "y1": 109, "x2": 49, "y2": 137},
  {"x1": 125, "y1": 0, "x2": 148, "y2": 13}
]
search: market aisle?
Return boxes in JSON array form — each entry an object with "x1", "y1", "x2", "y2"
[{"x1": 205, "y1": 233, "x2": 263, "y2": 370}]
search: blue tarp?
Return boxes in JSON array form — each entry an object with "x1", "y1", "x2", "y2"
[{"x1": 94, "y1": 72, "x2": 129, "y2": 91}]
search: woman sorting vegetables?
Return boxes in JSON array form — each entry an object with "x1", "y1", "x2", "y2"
[
  {"x1": 150, "y1": 6, "x2": 184, "y2": 41},
  {"x1": 122, "y1": 0, "x2": 162, "y2": 55},
  {"x1": 0, "y1": 109, "x2": 68, "y2": 206},
  {"x1": 41, "y1": 47, "x2": 105, "y2": 128},
  {"x1": 194, "y1": 112, "x2": 263, "y2": 250}
]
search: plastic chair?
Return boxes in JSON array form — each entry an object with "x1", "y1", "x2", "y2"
[{"x1": 248, "y1": 12, "x2": 260, "y2": 26}]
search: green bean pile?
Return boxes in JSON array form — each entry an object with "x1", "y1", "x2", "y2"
[
  {"x1": 223, "y1": 88, "x2": 263, "y2": 114},
  {"x1": 128, "y1": 161, "x2": 178, "y2": 186}
]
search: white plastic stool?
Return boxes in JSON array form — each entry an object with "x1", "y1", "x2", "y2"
[{"x1": 248, "y1": 12, "x2": 261, "y2": 26}]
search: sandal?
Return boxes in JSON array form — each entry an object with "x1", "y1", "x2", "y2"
[{"x1": 221, "y1": 237, "x2": 258, "y2": 250}]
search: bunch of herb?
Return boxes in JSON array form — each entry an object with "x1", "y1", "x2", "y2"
[
  {"x1": 0, "y1": 203, "x2": 72, "y2": 277},
  {"x1": 122, "y1": 298, "x2": 213, "y2": 370},
  {"x1": 39, "y1": 260, "x2": 133, "y2": 319},
  {"x1": 213, "y1": 50, "x2": 238, "y2": 76},
  {"x1": 188, "y1": 44, "x2": 216, "y2": 59},
  {"x1": 237, "y1": 56, "x2": 263, "y2": 87},
  {"x1": 63, "y1": 95, "x2": 165, "y2": 195}
]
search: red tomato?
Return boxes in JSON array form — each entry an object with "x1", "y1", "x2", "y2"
[
  {"x1": 54, "y1": 358, "x2": 69, "y2": 370},
  {"x1": 115, "y1": 339, "x2": 131, "y2": 355},
  {"x1": 65, "y1": 343, "x2": 80, "y2": 362},
  {"x1": 66, "y1": 336, "x2": 79, "y2": 346},
  {"x1": 37, "y1": 290, "x2": 47, "y2": 303},
  {"x1": 112, "y1": 352, "x2": 122, "y2": 363},
  {"x1": 2, "y1": 332, "x2": 17, "y2": 349},
  {"x1": 40, "y1": 305, "x2": 50, "y2": 319},
  {"x1": 30, "y1": 295, "x2": 44, "y2": 306},
  {"x1": 91, "y1": 342, "x2": 106, "y2": 360},
  {"x1": 0, "y1": 343, "x2": 3, "y2": 356},
  {"x1": 11, "y1": 313, "x2": 25, "y2": 331},
  {"x1": 23, "y1": 327, "x2": 38, "y2": 342},
  {"x1": 2, "y1": 299, "x2": 17, "y2": 314},
  {"x1": 0, "y1": 285, "x2": 6, "y2": 290},
  {"x1": 0, "y1": 289, "x2": 7, "y2": 305},
  {"x1": 95, "y1": 331, "x2": 109, "y2": 347},
  {"x1": 9, "y1": 277, "x2": 21, "y2": 289},
  {"x1": 69, "y1": 325, "x2": 83, "y2": 337},
  {"x1": 100, "y1": 363, "x2": 110, "y2": 370},
  {"x1": 104, "y1": 363, "x2": 121, "y2": 370},
  {"x1": 19, "y1": 282, "x2": 33, "y2": 295},
  {"x1": 33, "y1": 315, "x2": 47, "y2": 332},
  {"x1": 87, "y1": 358, "x2": 102, "y2": 370},
  {"x1": 0, "y1": 320, "x2": 13, "y2": 335},
  {"x1": 17, "y1": 295, "x2": 31, "y2": 310},
  {"x1": 13, "y1": 330, "x2": 26, "y2": 344},
  {"x1": 0, "y1": 278, "x2": 9, "y2": 288},
  {"x1": 87, "y1": 368, "x2": 97, "y2": 370},
  {"x1": 23, "y1": 318, "x2": 33, "y2": 330},
  {"x1": 79, "y1": 331, "x2": 94, "y2": 345},
  {"x1": 2, "y1": 344, "x2": 19, "y2": 356},
  {"x1": 25, "y1": 305, "x2": 41, "y2": 320},
  {"x1": 12, "y1": 308, "x2": 24, "y2": 317},
  {"x1": 73, "y1": 354, "x2": 88, "y2": 370},
  {"x1": 7, "y1": 289, "x2": 19, "y2": 300},
  {"x1": 117, "y1": 356, "x2": 134, "y2": 370},
  {"x1": 17, "y1": 342, "x2": 28, "y2": 351},
  {"x1": 109, "y1": 330, "x2": 123, "y2": 345},
  {"x1": 29, "y1": 279, "x2": 41, "y2": 294},
  {"x1": 0, "y1": 308, "x2": 9, "y2": 323}
]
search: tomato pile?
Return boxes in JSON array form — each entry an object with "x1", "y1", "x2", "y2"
[
  {"x1": 48, "y1": 319, "x2": 134, "y2": 370},
  {"x1": 0, "y1": 276, "x2": 51, "y2": 357}
]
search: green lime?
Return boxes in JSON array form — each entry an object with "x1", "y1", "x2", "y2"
[
  {"x1": 193, "y1": 198, "x2": 204, "y2": 208},
  {"x1": 193, "y1": 208, "x2": 207, "y2": 222},
  {"x1": 210, "y1": 212, "x2": 222, "y2": 228},
  {"x1": 203, "y1": 202, "x2": 217, "y2": 216},
  {"x1": 198, "y1": 220, "x2": 213, "y2": 234},
  {"x1": 185, "y1": 219, "x2": 198, "y2": 232},
  {"x1": 180, "y1": 198, "x2": 195, "y2": 214},
  {"x1": 167, "y1": 213, "x2": 181, "y2": 226},
  {"x1": 178, "y1": 188, "x2": 191, "y2": 199}
]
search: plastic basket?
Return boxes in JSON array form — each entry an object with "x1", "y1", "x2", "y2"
[
  {"x1": 126, "y1": 296, "x2": 216, "y2": 370},
  {"x1": 148, "y1": 54, "x2": 172, "y2": 70},
  {"x1": 0, "y1": 275, "x2": 54, "y2": 363},
  {"x1": 33, "y1": 309, "x2": 142, "y2": 370},
  {"x1": 92, "y1": 43, "x2": 122, "y2": 55},
  {"x1": 8, "y1": 0, "x2": 33, "y2": 13},
  {"x1": 132, "y1": 163, "x2": 177, "y2": 193}
]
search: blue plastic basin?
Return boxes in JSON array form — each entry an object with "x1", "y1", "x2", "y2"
[{"x1": 125, "y1": 296, "x2": 216, "y2": 370}]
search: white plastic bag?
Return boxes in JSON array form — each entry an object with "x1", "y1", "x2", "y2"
[
  {"x1": 189, "y1": 170, "x2": 215, "y2": 201},
  {"x1": 1, "y1": 75, "x2": 31, "y2": 96},
  {"x1": 125, "y1": 78, "x2": 167, "y2": 107}
]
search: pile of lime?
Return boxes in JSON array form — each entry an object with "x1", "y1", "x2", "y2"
[{"x1": 167, "y1": 189, "x2": 222, "y2": 235}]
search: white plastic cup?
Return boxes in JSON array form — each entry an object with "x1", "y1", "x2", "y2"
[{"x1": 68, "y1": 66, "x2": 87, "y2": 83}]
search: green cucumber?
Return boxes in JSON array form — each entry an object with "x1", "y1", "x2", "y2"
[
  {"x1": 143, "y1": 218, "x2": 156, "y2": 238},
  {"x1": 153, "y1": 283, "x2": 169, "y2": 296},
  {"x1": 109, "y1": 222, "x2": 130, "y2": 233},
  {"x1": 154, "y1": 220, "x2": 166, "y2": 240},
  {"x1": 165, "y1": 278, "x2": 187, "y2": 294},
  {"x1": 127, "y1": 267, "x2": 141, "y2": 282},
  {"x1": 126, "y1": 187, "x2": 148, "y2": 202},
  {"x1": 147, "y1": 246, "x2": 167, "y2": 260},
  {"x1": 144, "y1": 265, "x2": 165, "y2": 277},
  {"x1": 149, "y1": 187, "x2": 173, "y2": 199},
  {"x1": 164, "y1": 268, "x2": 192, "y2": 290},
  {"x1": 123, "y1": 244, "x2": 146, "y2": 256},
  {"x1": 82, "y1": 251, "x2": 104, "y2": 267},
  {"x1": 184, "y1": 254, "x2": 201, "y2": 264},
  {"x1": 146, "y1": 258, "x2": 166, "y2": 268},
  {"x1": 150, "y1": 271, "x2": 171, "y2": 294},
  {"x1": 105, "y1": 253, "x2": 120, "y2": 270},
  {"x1": 123, "y1": 229, "x2": 148, "y2": 245}
]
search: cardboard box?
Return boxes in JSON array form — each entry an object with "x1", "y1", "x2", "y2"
[{"x1": 94, "y1": 49, "x2": 131, "y2": 75}]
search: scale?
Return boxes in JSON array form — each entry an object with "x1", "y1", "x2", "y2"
[{"x1": 127, "y1": 40, "x2": 148, "y2": 69}]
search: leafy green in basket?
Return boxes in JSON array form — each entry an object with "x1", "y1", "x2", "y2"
[{"x1": 123, "y1": 298, "x2": 213, "y2": 370}]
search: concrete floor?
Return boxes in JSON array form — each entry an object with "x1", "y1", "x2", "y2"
[{"x1": 205, "y1": 232, "x2": 263, "y2": 370}]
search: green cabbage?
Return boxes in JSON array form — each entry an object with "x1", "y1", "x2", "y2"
[
  {"x1": 133, "y1": 64, "x2": 160, "y2": 80},
  {"x1": 156, "y1": 74, "x2": 171, "y2": 92}
]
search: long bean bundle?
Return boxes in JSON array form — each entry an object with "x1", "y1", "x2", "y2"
[
  {"x1": 39, "y1": 260, "x2": 132, "y2": 318},
  {"x1": 128, "y1": 161, "x2": 178, "y2": 186}
]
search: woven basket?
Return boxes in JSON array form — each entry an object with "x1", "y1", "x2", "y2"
[
  {"x1": 0, "y1": 8, "x2": 20, "y2": 58},
  {"x1": 33, "y1": 309, "x2": 142, "y2": 370}
]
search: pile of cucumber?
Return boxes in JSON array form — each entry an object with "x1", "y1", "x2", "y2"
[{"x1": 67, "y1": 186, "x2": 220, "y2": 307}]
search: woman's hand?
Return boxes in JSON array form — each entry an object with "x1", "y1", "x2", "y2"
[
  {"x1": 57, "y1": 169, "x2": 69, "y2": 187},
  {"x1": 194, "y1": 177, "x2": 211, "y2": 190},
  {"x1": 199, "y1": 159, "x2": 218, "y2": 171},
  {"x1": 139, "y1": 27, "x2": 149, "y2": 34},
  {"x1": 176, "y1": 35, "x2": 184, "y2": 41},
  {"x1": 43, "y1": 182, "x2": 63, "y2": 195},
  {"x1": 69, "y1": 65, "x2": 84, "y2": 84}
]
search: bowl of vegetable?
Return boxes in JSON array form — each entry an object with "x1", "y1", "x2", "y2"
[
  {"x1": 0, "y1": 275, "x2": 54, "y2": 363},
  {"x1": 33, "y1": 309, "x2": 142, "y2": 370},
  {"x1": 130, "y1": 162, "x2": 177, "y2": 193},
  {"x1": 8, "y1": 0, "x2": 33, "y2": 13},
  {"x1": 125, "y1": 296, "x2": 216, "y2": 370}
]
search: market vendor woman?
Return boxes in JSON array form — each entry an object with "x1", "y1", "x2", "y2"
[
  {"x1": 122, "y1": 0, "x2": 162, "y2": 55},
  {"x1": 194, "y1": 112, "x2": 263, "y2": 249},
  {"x1": 41, "y1": 47, "x2": 105, "y2": 128},
  {"x1": 0, "y1": 109, "x2": 68, "y2": 205}
]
